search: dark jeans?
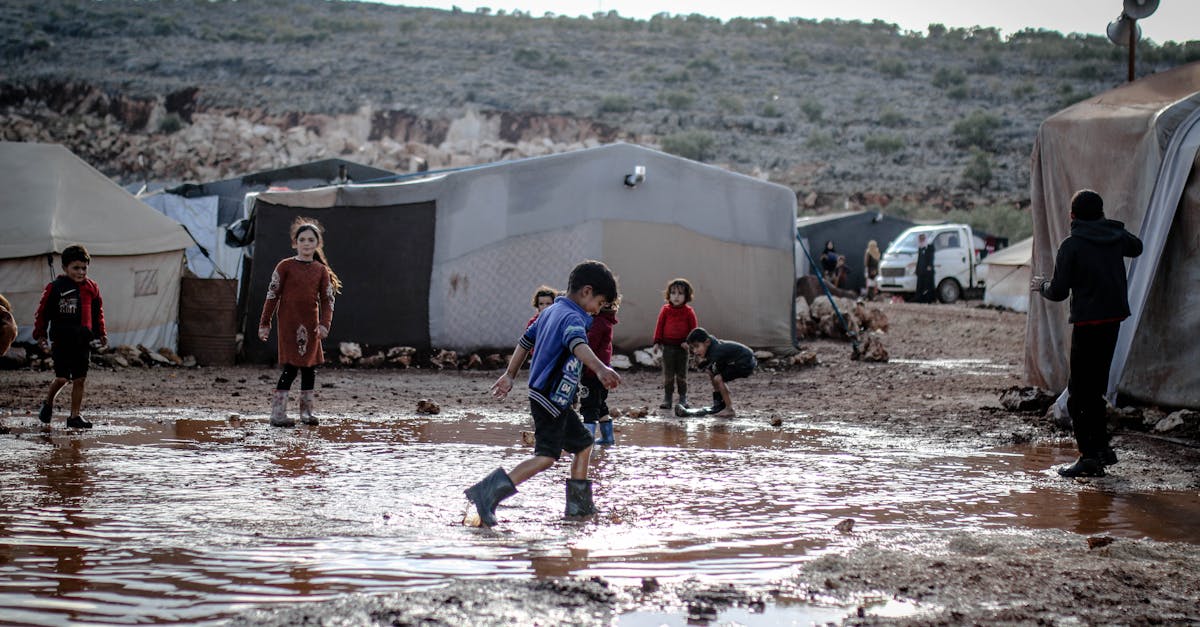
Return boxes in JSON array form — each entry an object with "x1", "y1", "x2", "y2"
[
  {"x1": 580, "y1": 376, "x2": 609, "y2": 423},
  {"x1": 660, "y1": 344, "x2": 688, "y2": 397},
  {"x1": 1067, "y1": 322, "x2": 1121, "y2": 459},
  {"x1": 277, "y1": 365, "x2": 316, "y2": 391}
]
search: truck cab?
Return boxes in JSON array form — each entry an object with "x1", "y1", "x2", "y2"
[{"x1": 877, "y1": 224, "x2": 984, "y2": 303}]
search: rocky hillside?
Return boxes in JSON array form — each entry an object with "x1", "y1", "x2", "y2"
[{"x1": 3, "y1": 0, "x2": 1198, "y2": 222}]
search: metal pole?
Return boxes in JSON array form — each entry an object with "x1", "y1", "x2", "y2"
[{"x1": 1128, "y1": 21, "x2": 1136, "y2": 82}]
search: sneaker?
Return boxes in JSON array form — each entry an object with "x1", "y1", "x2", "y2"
[
  {"x1": 38, "y1": 402, "x2": 53, "y2": 424},
  {"x1": 1101, "y1": 447, "x2": 1118, "y2": 466},
  {"x1": 1057, "y1": 457, "x2": 1105, "y2": 478},
  {"x1": 66, "y1": 415, "x2": 93, "y2": 429}
]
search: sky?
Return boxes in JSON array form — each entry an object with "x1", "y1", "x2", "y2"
[{"x1": 378, "y1": 0, "x2": 1199, "y2": 44}]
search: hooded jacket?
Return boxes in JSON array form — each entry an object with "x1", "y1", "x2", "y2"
[{"x1": 1041, "y1": 218, "x2": 1143, "y2": 324}]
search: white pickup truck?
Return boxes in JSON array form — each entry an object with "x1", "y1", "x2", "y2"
[{"x1": 877, "y1": 224, "x2": 986, "y2": 303}]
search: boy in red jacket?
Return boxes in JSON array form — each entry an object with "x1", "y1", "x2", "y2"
[
  {"x1": 653, "y1": 278, "x2": 697, "y2": 409},
  {"x1": 34, "y1": 245, "x2": 107, "y2": 429}
]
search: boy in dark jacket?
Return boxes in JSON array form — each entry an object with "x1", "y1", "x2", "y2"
[
  {"x1": 34, "y1": 245, "x2": 108, "y2": 429},
  {"x1": 680, "y1": 327, "x2": 756, "y2": 418},
  {"x1": 1032, "y1": 189, "x2": 1143, "y2": 478},
  {"x1": 582, "y1": 299, "x2": 619, "y2": 445}
]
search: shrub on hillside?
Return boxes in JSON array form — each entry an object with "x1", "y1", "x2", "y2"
[
  {"x1": 661, "y1": 131, "x2": 715, "y2": 162},
  {"x1": 961, "y1": 148, "x2": 992, "y2": 190},
  {"x1": 952, "y1": 111, "x2": 1001, "y2": 150},
  {"x1": 864, "y1": 133, "x2": 904, "y2": 155}
]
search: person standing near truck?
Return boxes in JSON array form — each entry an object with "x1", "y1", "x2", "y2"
[
  {"x1": 1030, "y1": 189, "x2": 1142, "y2": 478},
  {"x1": 915, "y1": 233, "x2": 936, "y2": 303}
]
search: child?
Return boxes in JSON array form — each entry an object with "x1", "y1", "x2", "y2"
[
  {"x1": 582, "y1": 298, "x2": 619, "y2": 445},
  {"x1": 258, "y1": 218, "x2": 341, "y2": 427},
  {"x1": 526, "y1": 285, "x2": 557, "y2": 329},
  {"x1": 34, "y1": 245, "x2": 107, "y2": 429},
  {"x1": 653, "y1": 278, "x2": 697, "y2": 410},
  {"x1": 465, "y1": 260, "x2": 620, "y2": 528},
  {"x1": 682, "y1": 327, "x2": 756, "y2": 418}
]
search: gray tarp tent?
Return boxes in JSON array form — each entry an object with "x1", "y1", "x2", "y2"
[
  {"x1": 242, "y1": 143, "x2": 797, "y2": 362},
  {"x1": 1027, "y1": 62, "x2": 1200, "y2": 409},
  {"x1": 0, "y1": 142, "x2": 195, "y2": 349}
]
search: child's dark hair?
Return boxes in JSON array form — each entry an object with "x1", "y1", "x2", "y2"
[
  {"x1": 1071, "y1": 189, "x2": 1104, "y2": 221},
  {"x1": 664, "y1": 278, "x2": 694, "y2": 303},
  {"x1": 567, "y1": 260, "x2": 618, "y2": 302},
  {"x1": 291, "y1": 217, "x2": 343, "y2": 293},
  {"x1": 61, "y1": 245, "x2": 90, "y2": 267},
  {"x1": 686, "y1": 327, "x2": 710, "y2": 344},
  {"x1": 530, "y1": 285, "x2": 557, "y2": 308}
]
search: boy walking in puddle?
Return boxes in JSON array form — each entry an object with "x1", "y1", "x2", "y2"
[{"x1": 464, "y1": 260, "x2": 621, "y2": 527}]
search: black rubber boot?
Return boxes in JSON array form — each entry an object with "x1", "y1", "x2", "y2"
[
  {"x1": 66, "y1": 415, "x2": 93, "y2": 429},
  {"x1": 39, "y1": 401, "x2": 53, "y2": 424},
  {"x1": 1100, "y1": 446, "x2": 1118, "y2": 466},
  {"x1": 1057, "y1": 456, "x2": 1105, "y2": 478},
  {"x1": 659, "y1": 390, "x2": 673, "y2": 410},
  {"x1": 464, "y1": 467, "x2": 517, "y2": 528},
  {"x1": 707, "y1": 391, "x2": 726, "y2": 414},
  {"x1": 565, "y1": 479, "x2": 596, "y2": 517},
  {"x1": 677, "y1": 381, "x2": 688, "y2": 408}
]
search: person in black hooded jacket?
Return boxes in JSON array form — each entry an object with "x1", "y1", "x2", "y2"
[{"x1": 1032, "y1": 189, "x2": 1142, "y2": 478}]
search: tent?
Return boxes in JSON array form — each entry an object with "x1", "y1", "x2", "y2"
[
  {"x1": 241, "y1": 143, "x2": 797, "y2": 362},
  {"x1": 1027, "y1": 62, "x2": 1200, "y2": 409},
  {"x1": 0, "y1": 142, "x2": 195, "y2": 349},
  {"x1": 980, "y1": 237, "x2": 1032, "y2": 312},
  {"x1": 794, "y1": 211, "x2": 915, "y2": 292}
]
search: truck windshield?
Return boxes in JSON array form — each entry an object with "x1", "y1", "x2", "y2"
[{"x1": 885, "y1": 232, "x2": 924, "y2": 254}]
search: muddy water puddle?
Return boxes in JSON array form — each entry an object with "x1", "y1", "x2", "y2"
[{"x1": 2, "y1": 409, "x2": 1198, "y2": 624}]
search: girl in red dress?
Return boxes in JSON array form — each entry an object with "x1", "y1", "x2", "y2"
[{"x1": 258, "y1": 218, "x2": 341, "y2": 427}]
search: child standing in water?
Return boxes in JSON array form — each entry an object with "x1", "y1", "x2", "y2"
[
  {"x1": 465, "y1": 260, "x2": 620, "y2": 528},
  {"x1": 653, "y1": 278, "x2": 697, "y2": 409},
  {"x1": 258, "y1": 218, "x2": 341, "y2": 427},
  {"x1": 581, "y1": 298, "x2": 619, "y2": 445},
  {"x1": 34, "y1": 245, "x2": 107, "y2": 429}
]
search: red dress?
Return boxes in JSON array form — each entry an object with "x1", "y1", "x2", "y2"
[{"x1": 259, "y1": 257, "x2": 334, "y2": 367}]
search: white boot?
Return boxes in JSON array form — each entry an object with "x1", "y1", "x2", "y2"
[
  {"x1": 299, "y1": 390, "x2": 318, "y2": 426},
  {"x1": 270, "y1": 390, "x2": 294, "y2": 427}
]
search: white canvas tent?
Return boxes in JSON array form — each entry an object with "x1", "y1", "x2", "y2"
[
  {"x1": 242, "y1": 143, "x2": 797, "y2": 361},
  {"x1": 0, "y1": 142, "x2": 195, "y2": 349},
  {"x1": 1027, "y1": 62, "x2": 1200, "y2": 409},
  {"x1": 980, "y1": 237, "x2": 1032, "y2": 312}
]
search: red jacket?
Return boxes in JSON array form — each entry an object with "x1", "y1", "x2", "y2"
[
  {"x1": 653, "y1": 303, "x2": 696, "y2": 345},
  {"x1": 583, "y1": 309, "x2": 618, "y2": 379},
  {"x1": 33, "y1": 275, "x2": 106, "y2": 341}
]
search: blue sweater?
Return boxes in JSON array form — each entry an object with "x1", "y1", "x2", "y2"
[{"x1": 519, "y1": 296, "x2": 591, "y2": 416}]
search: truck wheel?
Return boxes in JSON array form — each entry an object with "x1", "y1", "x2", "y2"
[{"x1": 937, "y1": 278, "x2": 962, "y2": 304}]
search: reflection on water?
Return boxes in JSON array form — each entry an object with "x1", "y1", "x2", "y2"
[{"x1": 1, "y1": 409, "x2": 1197, "y2": 624}]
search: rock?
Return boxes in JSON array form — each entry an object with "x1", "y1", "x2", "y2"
[
  {"x1": 853, "y1": 331, "x2": 889, "y2": 362},
  {"x1": 999, "y1": 386, "x2": 1055, "y2": 413},
  {"x1": 0, "y1": 345, "x2": 28, "y2": 368},
  {"x1": 430, "y1": 349, "x2": 457, "y2": 369},
  {"x1": 609, "y1": 407, "x2": 623, "y2": 418},
  {"x1": 387, "y1": 346, "x2": 416, "y2": 362},
  {"x1": 182, "y1": 355, "x2": 197, "y2": 368},
  {"x1": 769, "y1": 414, "x2": 783, "y2": 427},
  {"x1": 520, "y1": 430, "x2": 535, "y2": 446},
  {"x1": 834, "y1": 518, "x2": 855, "y2": 533},
  {"x1": 463, "y1": 353, "x2": 483, "y2": 369},
  {"x1": 791, "y1": 350, "x2": 819, "y2": 367},
  {"x1": 1154, "y1": 412, "x2": 1186, "y2": 433},
  {"x1": 754, "y1": 350, "x2": 775, "y2": 360},
  {"x1": 1087, "y1": 536, "x2": 1114, "y2": 550},
  {"x1": 484, "y1": 353, "x2": 507, "y2": 369},
  {"x1": 359, "y1": 353, "x2": 386, "y2": 368},
  {"x1": 634, "y1": 348, "x2": 659, "y2": 368},
  {"x1": 157, "y1": 346, "x2": 183, "y2": 365},
  {"x1": 609, "y1": 354, "x2": 631, "y2": 370},
  {"x1": 415, "y1": 399, "x2": 441, "y2": 414},
  {"x1": 339, "y1": 342, "x2": 363, "y2": 360},
  {"x1": 623, "y1": 406, "x2": 649, "y2": 418}
]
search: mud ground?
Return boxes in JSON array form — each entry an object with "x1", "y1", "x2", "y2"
[{"x1": 3, "y1": 301, "x2": 1199, "y2": 625}]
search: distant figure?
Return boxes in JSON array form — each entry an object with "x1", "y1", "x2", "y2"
[
  {"x1": 0, "y1": 293, "x2": 15, "y2": 356},
  {"x1": 915, "y1": 233, "x2": 936, "y2": 303},
  {"x1": 653, "y1": 278, "x2": 698, "y2": 410},
  {"x1": 582, "y1": 298, "x2": 619, "y2": 445},
  {"x1": 466, "y1": 260, "x2": 620, "y2": 528},
  {"x1": 863, "y1": 240, "x2": 881, "y2": 300},
  {"x1": 833, "y1": 254, "x2": 849, "y2": 289},
  {"x1": 258, "y1": 218, "x2": 341, "y2": 427},
  {"x1": 525, "y1": 285, "x2": 557, "y2": 330},
  {"x1": 1031, "y1": 189, "x2": 1142, "y2": 478},
  {"x1": 820, "y1": 240, "x2": 839, "y2": 283},
  {"x1": 683, "y1": 327, "x2": 756, "y2": 418},
  {"x1": 34, "y1": 245, "x2": 107, "y2": 429}
]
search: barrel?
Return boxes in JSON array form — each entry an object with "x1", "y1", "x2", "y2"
[{"x1": 178, "y1": 278, "x2": 238, "y2": 366}]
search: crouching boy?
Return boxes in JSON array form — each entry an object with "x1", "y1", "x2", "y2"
[
  {"x1": 680, "y1": 327, "x2": 755, "y2": 418},
  {"x1": 464, "y1": 260, "x2": 621, "y2": 527}
]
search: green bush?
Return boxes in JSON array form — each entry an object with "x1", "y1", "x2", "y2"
[
  {"x1": 717, "y1": 94, "x2": 744, "y2": 114},
  {"x1": 864, "y1": 133, "x2": 904, "y2": 155},
  {"x1": 878, "y1": 108, "x2": 906, "y2": 127},
  {"x1": 761, "y1": 102, "x2": 783, "y2": 118},
  {"x1": 961, "y1": 148, "x2": 992, "y2": 190},
  {"x1": 661, "y1": 131, "x2": 715, "y2": 161},
  {"x1": 878, "y1": 58, "x2": 907, "y2": 78},
  {"x1": 932, "y1": 67, "x2": 967, "y2": 89},
  {"x1": 946, "y1": 85, "x2": 969, "y2": 100},
  {"x1": 783, "y1": 50, "x2": 809, "y2": 71},
  {"x1": 806, "y1": 130, "x2": 834, "y2": 150},
  {"x1": 157, "y1": 113, "x2": 184, "y2": 135},
  {"x1": 800, "y1": 99, "x2": 822, "y2": 122},
  {"x1": 952, "y1": 111, "x2": 1001, "y2": 150},
  {"x1": 598, "y1": 94, "x2": 633, "y2": 114},
  {"x1": 661, "y1": 91, "x2": 694, "y2": 110}
]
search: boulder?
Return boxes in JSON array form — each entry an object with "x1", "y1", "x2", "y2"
[
  {"x1": 999, "y1": 386, "x2": 1055, "y2": 413},
  {"x1": 157, "y1": 346, "x2": 183, "y2": 365},
  {"x1": 634, "y1": 348, "x2": 659, "y2": 368},
  {"x1": 416, "y1": 399, "x2": 441, "y2": 414},
  {"x1": 854, "y1": 331, "x2": 889, "y2": 362},
  {"x1": 430, "y1": 349, "x2": 457, "y2": 369},
  {"x1": 609, "y1": 354, "x2": 631, "y2": 370},
  {"x1": 339, "y1": 342, "x2": 363, "y2": 360}
]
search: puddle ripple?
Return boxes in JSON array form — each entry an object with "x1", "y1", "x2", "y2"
[{"x1": 1, "y1": 411, "x2": 1197, "y2": 624}]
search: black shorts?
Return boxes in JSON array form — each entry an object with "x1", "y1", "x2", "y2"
[
  {"x1": 531, "y1": 400, "x2": 593, "y2": 459},
  {"x1": 714, "y1": 360, "x2": 755, "y2": 383},
  {"x1": 51, "y1": 328, "x2": 92, "y2": 380}
]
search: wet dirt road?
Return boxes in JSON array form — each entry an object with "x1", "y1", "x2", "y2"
[{"x1": 3, "y1": 406, "x2": 1199, "y2": 625}]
